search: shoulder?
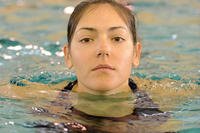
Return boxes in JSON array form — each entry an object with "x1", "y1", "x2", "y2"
[{"x1": 133, "y1": 89, "x2": 170, "y2": 121}]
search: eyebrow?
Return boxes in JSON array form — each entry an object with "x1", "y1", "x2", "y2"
[
  {"x1": 108, "y1": 26, "x2": 127, "y2": 31},
  {"x1": 76, "y1": 26, "x2": 127, "y2": 33}
]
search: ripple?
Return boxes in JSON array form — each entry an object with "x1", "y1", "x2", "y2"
[
  {"x1": 28, "y1": 72, "x2": 71, "y2": 84},
  {"x1": 31, "y1": 107, "x2": 49, "y2": 113},
  {"x1": 150, "y1": 75, "x2": 163, "y2": 80},
  {"x1": 9, "y1": 72, "x2": 76, "y2": 86},
  {"x1": 43, "y1": 42, "x2": 62, "y2": 55},
  {"x1": 25, "y1": 44, "x2": 33, "y2": 49},
  {"x1": 178, "y1": 128, "x2": 200, "y2": 133},
  {"x1": 0, "y1": 38, "x2": 24, "y2": 47},
  {"x1": 134, "y1": 72, "x2": 146, "y2": 79},
  {"x1": 184, "y1": 48, "x2": 200, "y2": 54},
  {"x1": 40, "y1": 49, "x2": 52, "y2": 56},
  {"x1": 23, "y1": 120, "x2": 86, "y2": 132},
  {"x1": 195, "y1": 78, "x2": 200, "y2": 85},
  {"x1": 0, "y1": 40, "x2": 65, "y2": 62},
  {"x1": 174, "y1": 98, "x2": 200, "y2": 129},
  {"x1": 10, "y1": 76, "x2": 27, "y2": 86},
  {"x1": 166, "y1": 73, "x2": 182, "y2": 81}
]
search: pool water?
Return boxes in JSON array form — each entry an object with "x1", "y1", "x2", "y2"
[{"x1": 0, "y1": 0, "x2": 199, "y2": 132}]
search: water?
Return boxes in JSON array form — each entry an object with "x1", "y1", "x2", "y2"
[{"x1": 0, "y1": 0, "x2": 199, "y2": 132}]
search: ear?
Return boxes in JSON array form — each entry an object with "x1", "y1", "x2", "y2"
[
  {"x1": 132, "y1": 42, "x2": 142, "y2": 68},
  {"x1": 63, "y1": 44, "x2": 73, "y2": 69}
]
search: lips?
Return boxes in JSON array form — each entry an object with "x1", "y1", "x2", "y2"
[{"x1": 91, "y1": 64, "x2": 115, "y2": 71}]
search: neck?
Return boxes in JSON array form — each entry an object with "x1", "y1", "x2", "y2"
[{"x1": 72, "y1": 80, "x2": 131, "y2": 95}]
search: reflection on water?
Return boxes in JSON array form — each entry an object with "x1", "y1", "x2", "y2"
[
  {"x1": 0, "y1": 77, "x2": 199, "y2": 132},
  {"x1": 0, "y1": 0, "x2": 200, "y2": 132}
]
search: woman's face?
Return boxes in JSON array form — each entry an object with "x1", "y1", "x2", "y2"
[{"x1": 64, "y1": 4, "x2": 141, "y2": 93}]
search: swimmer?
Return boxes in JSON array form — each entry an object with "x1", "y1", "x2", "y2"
[
  {"x1": 61, "y1": 0, "x2": 169, "y2": 120},
  {"x1": 63, "y1": 0, "x2": 141, "y2": 96},
  {"x1": 33, "y1": 1, "x2": 170, "y2": 132}
]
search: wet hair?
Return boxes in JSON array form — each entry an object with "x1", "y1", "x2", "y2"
[{"x1": 67, "y1": 0, "x2": 137, "y2": 47}]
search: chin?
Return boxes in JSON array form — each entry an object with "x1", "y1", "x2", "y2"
[
  {"x1": 94, "y1": 85, "x2": 115, "y2": 91},
  {"x1": 89, "y1": 78, "x2": 119, "y2": 92}
]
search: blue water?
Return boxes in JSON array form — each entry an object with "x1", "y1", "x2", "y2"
[{"x1": 0, "y1": 0, "x2": 199, "y2": 132}]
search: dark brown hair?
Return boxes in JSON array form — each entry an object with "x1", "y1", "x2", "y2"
[{"x1": 67, "y1": 0, "x2": 137, "y2": 46}]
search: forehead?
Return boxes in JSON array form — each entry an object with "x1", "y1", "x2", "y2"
[{"x1": 75, "y1": 4, "x2": 128, "y2": 31}]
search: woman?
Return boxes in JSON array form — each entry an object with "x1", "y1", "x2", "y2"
[
  {"x1": 52, "y1": 1, "x2": 170, "y2": 132},
  {"x1": 61, "y1": 0, "x2": 169, "y2": 118},
  {"x1": 63, "y1": 0, "x2": 141, "y2": 95}
]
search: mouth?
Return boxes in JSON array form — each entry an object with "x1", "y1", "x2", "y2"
[{"x1": 91, "y1": 64, "x2": 115, "y2": 71}]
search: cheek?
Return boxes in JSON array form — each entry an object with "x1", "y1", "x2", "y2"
[
  {"x1": 71, "y1": 53, "x2": 83, "y2": 67},
  {"x1": 118, "y1": 48, "x2": 133, "y2": 64},
  {"x1": 70, "y1": 48, "x2": 92, "y2": 70},
  {"x1": 120, "y1": 55, "x2": 133, "y2": 69},
  {"x1": 116, "y1": 49, "x2": 133, "y2": 75}
]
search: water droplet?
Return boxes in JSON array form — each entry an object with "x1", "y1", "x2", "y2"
[
  {"x1": 7, "y1": 45, "x2": 22, "y2": 51},
  {"x1": 9, "y1": 37, "x2": 16, "y2": 41},
  {"x1": 56, "y1": 41, "x2": 60, "y2": 45},
  {"x1": 4, "y1": 121, "x2": 14, "y2": 125},
  {"x1": 172, "y1": 34, "x2": 177, "y2": 40},
  {"x1": 41, "y1": 49, "x2": 52, "y2": 56},
  {"x1": 181, "y1": 84, "x2": 185, "y2": 87},
  {"x1": 64, "y1": 6, "x2": 74, "y2": 14},
  {"x1": 64, "y1": 128, "x2": 68, "y2": 131},
  {"x1": 39, "y1": 90, "x2": 47, "y2": 94},
  {"x1": 2, "y1": 54, "x2": 12, "y2": 60},
  {"x1": 54, "y1": 122, "x2": 59, "y2": 126},
  {"x1": 16, "y1": 52, "x2": 20, "y2": 56},
  {"x1": 50, "y1": 61, "x2": 54, "y2": 64},
  {"x1": 39, "y1": 47, "x2": 44, "y2": 50},
  {"x1": 8, "y1": 121, "x2": 14, "y2": 125},
  {"x1": 33, "y1": 45, "x2": 38, "y2": 50},
  {"x1": 55, "y1": 51, "x2": 64, "y2": 57},
  {"x1": 25, "y1": 44, "x2": 33, "y2": 49}
]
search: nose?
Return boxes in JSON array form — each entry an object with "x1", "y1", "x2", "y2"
[
  {"x1": 96, "y1": 38, "x2": 111, "y2": 57},
  {"x1": 96, "y1": 50, "x2": 109, "y2": 57}
]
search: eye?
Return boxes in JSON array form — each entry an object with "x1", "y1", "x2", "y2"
[
  {"x1": 79, "y1": 38, "x2": 93, "y2": 43},
  {"x1": 112, "y1": 37, "x2": 125, "y2": 42}
]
